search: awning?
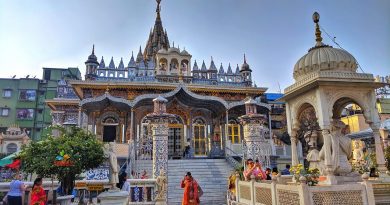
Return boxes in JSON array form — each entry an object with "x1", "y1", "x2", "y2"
[{"x1": 0, "y1": 152, "x2": 18, "y2": 167}]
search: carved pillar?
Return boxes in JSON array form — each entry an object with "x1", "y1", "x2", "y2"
[
  {"x1": 130, "y1": 109, "x2": 134, "y2": 142},
  {"x1": 239, "y1": 98, "x2": 271, "y2": 167},
  {"x1": 78, "y1": 106, "x2": 82, "y2": 127},
  {"x1": 370, "y1": 123, "x2": 387, "y2": 173},
  {"x1": 290, "y1": 128, "x2": 299, "y2": 166},
  {"x1": 145, "y1": 96, "x2": 176, "y2": 179}
]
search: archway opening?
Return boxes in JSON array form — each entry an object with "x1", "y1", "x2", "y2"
[{"x1": 296, "y1": 103, "x2": 322, "y2": 167}]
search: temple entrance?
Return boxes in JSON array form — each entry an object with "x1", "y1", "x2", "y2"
[
  {"x1": 193, "y1": 124, "x2": 207, "y2": 156},
  {"x1": 102, "y1": 116, "x2": 119, "y2": 142},
  {"x1": 168, "y1": 125, "x2": 183, "y2": 159},
  {"x1": 103, "y1": 125, "x2": 116, "y2": 142}
]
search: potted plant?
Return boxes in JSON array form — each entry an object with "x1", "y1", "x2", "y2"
[{"x1": 289, "y1": 164, "x2": 320, "y2": 186}]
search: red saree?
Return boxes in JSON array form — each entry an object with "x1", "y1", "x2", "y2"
[
  {"x1": 30, "y1": 186, "x2": 46, "y2": 205},
  {"x1": 181, "y1": 178, "x2": 199, "y2": 205}
]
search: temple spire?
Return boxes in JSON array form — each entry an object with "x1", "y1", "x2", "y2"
[
  {"x1": 143, "y1": 0, "x2": 170, "y2": 60},
  {"x1": 244, "y1": 53, "x2": 247, "y2": 64},
  {"x1": 92, "y1": 44, "x2": 95, "y2": 55}
]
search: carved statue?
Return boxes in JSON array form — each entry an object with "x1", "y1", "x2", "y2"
[
  {"x1": 352, "y1": 140, "x2": 365, "y2": 162},
  {"x1": 105, "y1": 142, "x2": 119, "y2": 189},
  {"x1": 318, "y1": 120, "x2": 354, "y2": 176},
  {"x1": 156, "y1": 169, "x2": 167, "y2": 201},
  {"x1": 307, "y1": 148, "x2": 321, "y2": 170}
]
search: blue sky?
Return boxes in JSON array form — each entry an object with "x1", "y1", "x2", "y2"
[{"x1": 0, "y1": 0, "x2": 389, "y2": 92}]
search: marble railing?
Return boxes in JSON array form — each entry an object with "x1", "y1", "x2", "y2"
[
  {"x1": 0, "y1": 181, "x2": 60, "y2": 205},
  {"x1": 1, "y1": 178, "x2": 158, "y2": 205},
  {"x1": 228, "y1": 174, "x2": 386, "y2": 205},
  {"x1": 127, "y1": 179, "x2": 157, "y2": 204}
]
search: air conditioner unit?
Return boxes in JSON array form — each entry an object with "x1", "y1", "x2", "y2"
[{"x1": 40, "y1": 80, "x2": 47, "y2": 84}]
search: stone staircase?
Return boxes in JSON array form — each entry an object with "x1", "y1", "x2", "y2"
[
  {"x1": 167, "y1": 159, "x2": 233, "y2": 205},
  {"x1": 134, "y1": 159, "x2": 233, "y2": 205}
]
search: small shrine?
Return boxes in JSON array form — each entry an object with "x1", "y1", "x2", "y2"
[{"x1": 0, "y1": 124, "x2": 30, "y2": 154}]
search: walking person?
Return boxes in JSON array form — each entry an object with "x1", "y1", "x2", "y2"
[
  {"x1": 30, "y1": 177, "x2": 46, "y2": 205},
  {"x1": 7, "y1": 173, "x2": 25, "y2": 205},
  {"x1": 181, "y1": 172, "x2": 202, "y2": 205}
]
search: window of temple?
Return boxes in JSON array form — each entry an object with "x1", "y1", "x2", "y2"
[
  {"x1": 228, "y1": 121, "x2": 241, "y2": 144},
  {"x1": 6, "y1": 143, "x2": 18, "y2": 154},
  {"x1": 100, "y1": 72, "x2": 105, "y2": 77},
  {"x1": 118, "y1": 73, "x2": 123, "y2": 78}
]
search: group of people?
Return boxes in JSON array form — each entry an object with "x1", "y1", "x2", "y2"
[
  {"x1": 4, "y1": 173, "x2": 46, "y2": 205},
  {"x1": 243, "y1": 159, "x2": 291, "y2": 181}
]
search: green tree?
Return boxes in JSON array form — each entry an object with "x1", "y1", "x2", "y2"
[{"x1": 19, "y1": 126, "x2": 105, "y2": 195}]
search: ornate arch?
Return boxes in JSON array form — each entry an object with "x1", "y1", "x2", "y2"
[
  {"x1": 100, "y1": 111, "x2": 120, "y2": 124},
  {"x1": 290, "y1": 92, "x2": 319, "y2": 129},
  {"x1": 324, "y1": 89, "x2": 371, "y2": 121}
]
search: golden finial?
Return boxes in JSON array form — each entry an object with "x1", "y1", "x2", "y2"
[{"x1": 313, "y1": 12, "x2": 323, "y2": 47}]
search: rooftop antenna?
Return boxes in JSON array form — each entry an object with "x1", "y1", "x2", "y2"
[
  {"x1": 26, "y1": 75, "x2": 30, "y2": 79},
  {"x1": 12, "y1": 75, "x2": 16, "y2": 79}
]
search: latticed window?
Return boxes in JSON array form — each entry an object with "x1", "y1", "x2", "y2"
[{"x1": 228, "y1": 123, "x2": 241, "y2": 144}]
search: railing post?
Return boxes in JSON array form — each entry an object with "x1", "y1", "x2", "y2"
[
  {"x1": 299, "y1": 176, "x2": 310, "y2": 205},
  {"x1": 235, "y1": 173, "x2": 240, "y2": 202},
  {"x1": 361, "y1": 173, "x2": 375, "y2": 205},
  {"x1": 271, "y1": 175, "x2": 277, "y2": 205},
  {"x1": 251, "y1": 175, "x2": 256, "y2": 205}
]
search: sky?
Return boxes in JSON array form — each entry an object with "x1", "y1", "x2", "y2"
[{"x1": 0, "y1": 0, "x2": 389, "y2": 92}]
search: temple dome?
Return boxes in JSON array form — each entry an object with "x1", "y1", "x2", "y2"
[
  {"x1": 293, "y1": 46, "x2": 358, "y2": 80},
  {"x1": 293, "y1": 12, "x2": 358, "y2": 81}
]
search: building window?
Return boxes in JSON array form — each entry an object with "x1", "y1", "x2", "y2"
[
  {"x1": 228, "y1": 123, "x2": 241, "y2": 144},
  {"x1": 16, "y1": 109, "x2": 34, "y2": 120},
  {"x1": 44, "y1": 70, "x2": 51, "y2": 80},
  {"x1": 19, "y1": 90, "x2": 36, "y2": 101},
  {"x1": 271, "y1": 120, "x2": 283, "y2": 129},
  {"x1": 6, "y1": 143, "x2": 18, "y2": 154},
  {"x1": 3, "y1": 89, "x2": 12, "y2": 98},
  {"x1": 0, "y1": 108, "x2": 10, "y2": 116}
]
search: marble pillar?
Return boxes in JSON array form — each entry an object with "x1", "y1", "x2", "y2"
[
  {"x1": 370, "y1": 124, "x2": 387, "y2": 174},
  {"x1": 239, "y1": 98, "x2": 271, "y2": 168}
]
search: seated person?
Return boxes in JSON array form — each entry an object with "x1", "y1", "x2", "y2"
[
  {"x1": 243, "y1": 159, "x2": 266, "y2": 181},
  {"x1": 281, "y1": 164, "x2": 291, "y2": 175}
]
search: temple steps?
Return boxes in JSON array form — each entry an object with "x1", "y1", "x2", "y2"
[
  {"x1": 167, "y1": 159, "x2": 234, "y2": 205},
  {"x1": 134, "y1": 159, "x2": 233, "y2": 204}
]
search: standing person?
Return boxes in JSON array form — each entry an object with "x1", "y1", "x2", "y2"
[
  {"x1": 181, "y1": 172, "x2": 200, "y2": 205},
  {"x1": 30, "y1": 177, "x2": 46, "y2": 205},
  {"x1": 183, "y1": 139, "x2": 191, "y2": 158},
  {"x1": 265, "y1": 168, "x2": 272, "y2": 180},
  {"x1": 7, "y1": 173, "x2": 25, "y2": 205},
  {"x1": 121, "y1": 174, "x2": 130, "y2": 194},
  {"x1": 281, "y1": 164, "x2": 291, "y2": 175}
]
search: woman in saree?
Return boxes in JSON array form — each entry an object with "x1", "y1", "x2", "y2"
[
  {"x1": 181, "y1": 172, "x2": 200, "y2": 205},
  {"x1": 30, "y1": 178, "x2": 46, "y2": 205}
]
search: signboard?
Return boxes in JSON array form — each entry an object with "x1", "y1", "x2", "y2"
[{"x1": 87, "y1": 184, "x2": 104, "y2": 191}]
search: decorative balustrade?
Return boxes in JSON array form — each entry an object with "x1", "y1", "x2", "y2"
[
  {"x1": 0, "y1": 178, "x2": 158, "y2": 205},
  {"x1": 127, "y1": 179, "x2": 157, "y2": 204},
  {"x1": 228, "y1": 174, "x2": 389, "y2": 205},
  {"x1": 0, "y1": 181, "x2": 60, "y2": 205}
]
